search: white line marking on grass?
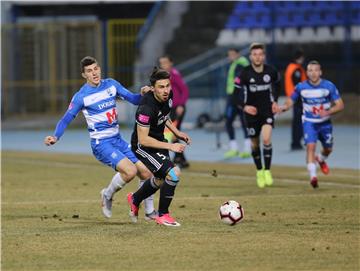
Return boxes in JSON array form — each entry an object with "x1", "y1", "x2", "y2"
[
  {"x1": 3, "y1": 171, "x2": 358, "y2": 206},
  {"x1": 184, "y1": 172, "x2": 360, "y2": 189}
]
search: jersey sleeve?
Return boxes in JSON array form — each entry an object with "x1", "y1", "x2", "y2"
[
  {"x1": 272, "y1": 68, "x2": 281, "y2": 102},
  {"x1": 135, "y1": 104, "x2": 155, "y2": 127},
  {"x1": 111, "y1": 79, "x2": 141, "y2": 105},
  {"x1": 233, "y1": 71, "x2": 246, "y2": 107},
  {"x1": 329, "y1": 82, "x2": 341, "y2": 101},
  {"x1": 53, "y1": 92, "x2": 82, "y2": 139},
  {"x1": 291, "y1": 84, "x2": 301, "y2": 102},
  {"x1": 67, "y1": 92, "x2": 83, "y2": 117}
]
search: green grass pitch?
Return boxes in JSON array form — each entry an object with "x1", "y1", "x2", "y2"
[{"x1": 2, "y1": 151, "x2": 359, "y2": 271}]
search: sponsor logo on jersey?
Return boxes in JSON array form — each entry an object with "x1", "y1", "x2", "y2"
[
  {"x1": 249, "y1": 83, "x2": 271, "y2": 92},
  {"x1": 106, "y1": 108, "x2": 118, "y2": 124},
  {"x1": 138, "y1": 114, "x2": 150, "y2": 124},
  {"x1": 98, "y1": 99, "x2": 116, "y2": 110},
  {"x1": 263, "y1": 74, "x2": 271, "y2": 83}
]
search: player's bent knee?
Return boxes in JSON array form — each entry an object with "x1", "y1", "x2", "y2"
[
  {"x1": 167, "y1": 167, "x2": 181, "y2": 182},
  {"x1": 118, "y1": 164, "x2": 137, "y2": 181}
]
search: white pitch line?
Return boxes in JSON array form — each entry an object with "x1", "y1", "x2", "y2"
[
  {"x1": 184, "y1": 172, "x2": 360, "y2": 189},
  {"x1": 2, "y1": 171, "x2": 359, "y2": 206}
]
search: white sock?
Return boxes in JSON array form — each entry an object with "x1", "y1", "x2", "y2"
[
  {"x1": 105, "y1": 173, "x2": 126, "y2": 199},
  {"x1": 229, "y1": 140, "x2": 238, "y2": 151},
  {"x1": 244, "y1": 138, "x2": 252, "y2": 153},
  {"x1": 139, "y1": 179, "x2": 155, "y2": 215},
  {"x1": 307, "y1": 163, "x2": 317, "y2": 179}
]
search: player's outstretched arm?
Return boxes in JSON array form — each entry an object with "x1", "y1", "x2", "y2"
[{"x1": 44, "y1": 111, "x2": 76, "y2": 146}]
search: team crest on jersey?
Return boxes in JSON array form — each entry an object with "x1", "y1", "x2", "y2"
[
  {"x1": 266, "y1": 118, "x2": 273, "y2": 124},
  {"x1": 250, "y1": 78, "x2": 255, "y2": 83},
  {"x1": 263, "y1": 74, "x2": 271, "y2": 83},
  {"x1": 169, "y1": 98, "x2": 173, "y2": 108},
  {"x1": 107, "y1": 88, "x2": 113, "y2": 96}
]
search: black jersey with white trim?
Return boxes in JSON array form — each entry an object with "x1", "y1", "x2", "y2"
[
  {"x1": 131, "y1": 91, "x2": 173, "y2": 148},
  {"x1": 235, "y1": 64, "x2": 280, "y2": 117}
]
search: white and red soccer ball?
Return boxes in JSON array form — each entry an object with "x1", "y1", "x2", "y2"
[{"x1": 219, "y1": 200, "x2": 244, "y2": 225}]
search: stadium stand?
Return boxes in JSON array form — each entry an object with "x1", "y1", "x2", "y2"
[{"x1": 216, "y1": 1, "x2": 359, "y2": 45}]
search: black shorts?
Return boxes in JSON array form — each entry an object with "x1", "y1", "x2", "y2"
[
  {"x1": 245, "y1": 115, "x2": 274, "y2": 138},
  {"x1": 132, "y1": 144, "x2": 174, "y2": 179}
]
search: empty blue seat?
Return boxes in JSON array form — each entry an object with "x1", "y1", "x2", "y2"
[
  {"x1": 324, "y1": 12, "x2": 342, "y2": 26},
  {"x1": 275, "y1": 14, "x2": 292, "y2": 28},
  {"x1": 350, "y1": 1, "x2": 360, "y2": 10},
  {"x1": 328, "y1": 1, "x2": 344, "y2": 9},
  {"x1": 234, "y1": 2, "x2": 252, "y2": 12},
  {"x1": 305, "y1": 13, "x2": 323, "y2": 27},
  {"x1": 351, "y1": 10, "x2": 360, "y2": 25},
  {"x1": 257, "y1": 14, "x2": 272, "y2": 28},
  {"x1": 297, "y1": 1, "x2": 313, "y2": 9}
]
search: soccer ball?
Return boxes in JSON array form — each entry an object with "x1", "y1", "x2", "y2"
[{"x1": 219, "y1": 200, "x2": 244, "y2": 225}]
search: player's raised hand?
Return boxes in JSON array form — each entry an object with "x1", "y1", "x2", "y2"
[
  {"x1": 244, "y1": 105, "x2": 257, "y2": 116},
  {"x1": 177, "y1": 131, "x2": 191, "y2": 145},
  {"x1": 140, "y1": 86, "x2": 152, "y2": 95},
  {"x1": 170, "y1": 143, "x2": 186, "y2": 153},
  {"x1": 44, "y1": 136, "x2": 57, "y2": 146}
]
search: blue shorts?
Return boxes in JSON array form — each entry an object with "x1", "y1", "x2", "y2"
[
  {"x1": 303, "y1": 120, "x2": 333, "y2": 148},
  {"x1": 91, "y1": 135, "x2": 138, "y2": 171}
]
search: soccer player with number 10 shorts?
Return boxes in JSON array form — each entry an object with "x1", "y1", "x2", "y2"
[{"x1": 279, "y1": 60, "x2": 344, "y2": 188}]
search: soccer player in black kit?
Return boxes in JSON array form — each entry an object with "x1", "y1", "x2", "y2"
[
  {"x1": 234, "y1": 43, "x2": 280, "y2": 188},
  {"x1": 127, "y1": 67, "x2": 191, "y2": 226}
]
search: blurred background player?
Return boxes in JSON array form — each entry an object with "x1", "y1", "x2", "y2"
[
  {"x1": 234, "y1": 43, "x2": 281, "y2": 188},
  {"x1": 279, "y1": 60, "x2": 344, "y2": 188},
  {"x1": 223, "y1": 48, "x2": 251, "y2": 159},
  {"x1": 159, "y1": 55, "x2": 190, "y2": 168},
  {"x1": 284, "y1": 48, "x2": 307, "y2": 151},
  {"x1": 128, "y1": 67, "x2": 191, "y2": 226},
  {"x1": 44, "y1": 56, "x2": 156, "y2": 220}
]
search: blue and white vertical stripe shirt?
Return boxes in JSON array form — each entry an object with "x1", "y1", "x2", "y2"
[
  {"x1": 54, "y1": 78, "x2": 141, "y2": 140},
  {"x1": 291, "y1": 79, "x2": 341, "y2": 123}
]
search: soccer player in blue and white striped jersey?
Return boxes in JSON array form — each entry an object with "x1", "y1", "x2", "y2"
[
  {"x1": 280, "y1": 60, "x2": 344, "y2": 188},
  {"x1": 44, "y1": 56, "x2": 156, "y2": 220}
]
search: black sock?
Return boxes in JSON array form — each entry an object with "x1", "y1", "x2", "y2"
[
  {"x1": 263, "y1": 144, "x2": 272, "y2": 170},
  {"x1": 252, "y1": 147, "x2": 263, "y2": 170},
  {"x1": 132, "y1": 177, "x2": 159, "y2": 206},
  {"x1": 158, "y1": 179, "x2": 177, "y2": 216}
]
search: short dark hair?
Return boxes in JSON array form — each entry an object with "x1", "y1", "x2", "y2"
[
  {"x1": 149, "y1": 66, "x2": 170, "y2": 86},
  {"x1": 228, "y1": 48, "x2": 239, "y2": 53},
  {"x1": 249, "y1": 42, "x2": 266, "y2": 52},
  {"x1": 308, "y1": 60, "x2": 321, "y2": 67},
  {"x1": 80, "y1": 56, "x2": 98, "y2": 72}
]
